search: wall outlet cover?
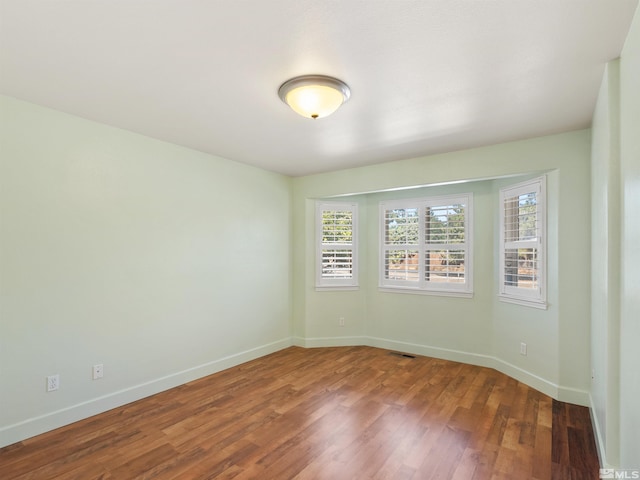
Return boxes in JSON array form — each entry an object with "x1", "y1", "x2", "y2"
[
  {"x1": 93, "y1": 364, "x2": 104, "y2": 380},
  {"x1": 47, "y1": 374, "x2": 59, "y2": 392}
]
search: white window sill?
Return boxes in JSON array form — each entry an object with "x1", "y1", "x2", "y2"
[
  {"x1": 315, "y1": 286, "x2": 359, "y2": 292},
  {"x1": 379, "y1": 287, "x2": 473, "y2": 299},
  {"x1": 498, "y1": 294, "x2": 548, "y2": 310}
]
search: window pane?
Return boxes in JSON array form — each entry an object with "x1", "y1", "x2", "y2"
[
  {"x1": 379, "y1": 194, "x2": 472, "y2": 293},
  {"x1": 322, "y1": 210, "x2": 352, "y2": 244},
  {"x1": 321, "y1": 250, "x2": 353, "y2": 279},
  {"x1": 384, "y1": 208, "x2": 419, "y2": 245},
  {"x1": 504, "y1": 193, "x2": 537, "y2": 242},
  {"x1": 425, "y1": 204, "x2": 465, "y2": 244},
  {"x1": 503, "y1": 248, "x2": 538, "y2": 289},
  {"x1": 425, "y1": 250, "x2": 465, "y2": 283},
  {"x1": 385, "y1": 250, "x2": 419, "y2": 281}
]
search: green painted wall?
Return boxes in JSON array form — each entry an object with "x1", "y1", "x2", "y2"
[
  {"x1": 364, "y1": 181, "x2": 493, "y2": 355},
  {"x1": 292, "y1": 130, "x2": 591, "y2": 403},
  {"x1": 0, "y1": 96, "x2": 292, "y2": 446}
]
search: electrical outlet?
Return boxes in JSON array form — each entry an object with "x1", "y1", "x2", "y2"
[
  {"x1": 47, "y1": 374, "x2": 60, "y2": 392},
  {"x1": 93, "y1": 364, "x2": 104, "y2": 380},
  {"x1": 339, "y1": 317, "x2": 345, "y2": 326},
  {"x1": 520, "y1": 342, "x2": 527, "y2": 356}
]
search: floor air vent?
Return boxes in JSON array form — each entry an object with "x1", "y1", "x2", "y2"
[{"x1": 389, "y1": 351, "x2": 416, "y2": 359}]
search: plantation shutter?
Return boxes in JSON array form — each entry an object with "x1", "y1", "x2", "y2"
[
  {"x1": 380, "y1": 194, "x2": 473, "y2": 295},
  {"x1": 316, "y1": 202, "x2": 358, "y2": 288},
  {"x1": 499, "y1": 177, "x2": 546, "y2": 307},
  {"x1": 382, "y1": 206, "x2": 420, "y2": 286},
  {"x1": 424, "y1": 202, "x2": 467, "y2": 285}
]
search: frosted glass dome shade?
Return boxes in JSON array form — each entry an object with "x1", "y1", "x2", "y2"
[{"x1": 278, "y1": 75, "x2": 350, "y2": 119}]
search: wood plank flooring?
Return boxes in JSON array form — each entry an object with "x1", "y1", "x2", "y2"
[{"x1": 0, "y1": 346, "x2": 600, "y2": 479}]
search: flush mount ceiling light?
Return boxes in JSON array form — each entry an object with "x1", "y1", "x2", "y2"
[{"x1": 278, "y1": 75, "x2": 350, "y2": 119}]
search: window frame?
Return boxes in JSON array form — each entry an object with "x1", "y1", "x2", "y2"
[
  {"x1": 498, "y1": 176, "x2": 547, "y2": 309},
  {"x1": 379, "y1": 193, "x2": 473, "y2": 297},
  {"x1": 315, "y1": 201, "x2": 359, "y2": 290}
]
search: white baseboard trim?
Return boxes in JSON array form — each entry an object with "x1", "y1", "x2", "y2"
[
  {"x1": 2, "y1": 335, "x2": 592, "y2": 449},
  {"x1": 368, "y1": 336, "x2": 561, "y2": 400},
  {"x1": 491, "y1": 356, "x2": 562, "y2": 401},
  {"x1": 294, "y1": 335, "x2": 367, "y2": 348},
  {"x1": 556, "y1": 385, "x2": 591, "y2": 407},
  {"x1": 366, "y1": 336, "x2": 496, "y2": 369},
  {"x1": 299, "y1": 335, "x2": 590, "y2": 407},
  {"x1": 0, "y1": 337, "x2": 292, "y2": 449}
]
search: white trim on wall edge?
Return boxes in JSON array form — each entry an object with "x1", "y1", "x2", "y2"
[
  {"x1": 0, "y1": 337, "x2": 293, "y2": 449},
  {"x1": 589, "y1": 394, "x2": 610, "y2": 469}
]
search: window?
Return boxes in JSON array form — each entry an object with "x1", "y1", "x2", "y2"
[
  {"x1": 379, "y1": 194, "x2": 473, "y2": 296},
  {"x1": 316, "y1": 201, "x2": 358, "y2": 289},
  {"x1": 499, "y1": 176, "x2": 546, "y2": 308}
]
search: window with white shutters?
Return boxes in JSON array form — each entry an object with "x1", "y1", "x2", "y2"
[
  {"x1": 316, "y1": 202, "x2": 358, "y2": 289},
  {"x1": 499, "y1": 176, "x2": 546, "y2": 308},
  {"x1": 380, "y1": 194, "x2": 473, "y2": 296}
]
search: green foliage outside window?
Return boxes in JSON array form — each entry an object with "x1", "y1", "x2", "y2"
[{"x1": 322, "y1": 211, "x2": 353, "y2": 244}]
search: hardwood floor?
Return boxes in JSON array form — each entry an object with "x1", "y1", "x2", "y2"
[{"x1": 0, "y1": 346, "x2": 600, "y2": 479}]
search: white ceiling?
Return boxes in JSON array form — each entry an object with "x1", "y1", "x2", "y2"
[{"x1": 1, "y1": 1, "x2": 637, "y2": 177}]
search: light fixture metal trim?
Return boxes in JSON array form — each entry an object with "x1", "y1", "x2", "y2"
[{"x1": 278, "y1": 74, "x2": 351, "y2": 119}]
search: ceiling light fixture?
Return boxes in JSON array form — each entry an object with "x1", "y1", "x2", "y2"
[{"x1": 278, "y1": 75, "x2": 350, "y2": 119}]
